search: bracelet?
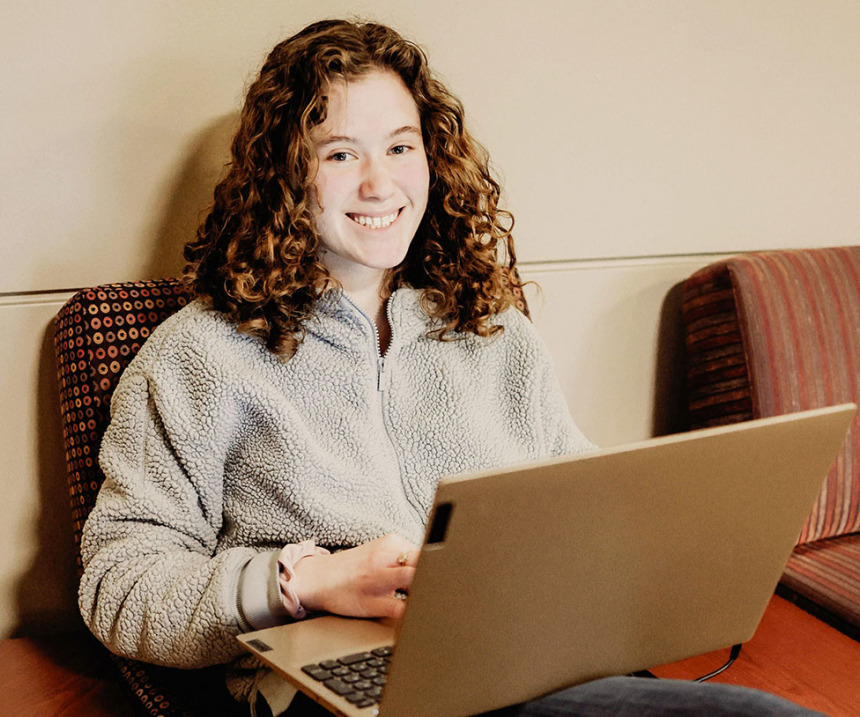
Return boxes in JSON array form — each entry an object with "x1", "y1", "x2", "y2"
[{"x1": 277, "y1": 540, "x2": 330, "y2": 620}]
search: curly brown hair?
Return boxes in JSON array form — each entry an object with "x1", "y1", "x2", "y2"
[{"x1": 184, "y1": 18, "x2": 525, "y2": 357}]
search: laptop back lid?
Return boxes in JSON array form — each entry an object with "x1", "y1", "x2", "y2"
[{"x1": 377, "y1": 405, "x2": 854, "y2": 716}]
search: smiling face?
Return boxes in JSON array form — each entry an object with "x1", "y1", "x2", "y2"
[{"x1": 310, "y1": 70, "x2": 430, "y2": 297}]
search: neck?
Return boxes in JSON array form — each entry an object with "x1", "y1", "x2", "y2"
[{"x1": 342, "y1": 282, "x2": 384, "y2": 321}]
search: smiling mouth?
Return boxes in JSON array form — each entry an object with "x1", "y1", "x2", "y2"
[{"x1": 347, "y1": 209, "x2": 402, "y2": 229}]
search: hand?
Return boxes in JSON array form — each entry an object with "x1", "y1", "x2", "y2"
[{"x1": 292, "y1": 534, "x2": 420, "y2": 620}]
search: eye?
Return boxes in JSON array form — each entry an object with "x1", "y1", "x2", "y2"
[
  {"x1": 389, "y1": 144, "x2": 411, "y2": 156},
  {"x1": 327, "y1": 151, "x2": 352, "y2": 162}
]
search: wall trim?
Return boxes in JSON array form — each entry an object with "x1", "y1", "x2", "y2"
[
  {"x1": 519, "y1": 252, "x2": 735, "y2": 274},
  {"x1": 0, "y1": 291, "x2": 75, "y2": 309}
]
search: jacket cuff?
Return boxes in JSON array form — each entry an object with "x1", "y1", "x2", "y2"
[{"x1": 237, "y1": 550, "x2": 286, "y2": 631}]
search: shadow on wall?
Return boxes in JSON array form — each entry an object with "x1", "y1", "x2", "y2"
[
  {"x1": 144, "y1": 111, "x2": 239, "y2": 281},
  {"x1": 652, "y1": 281, "x2": 690, "y2": 437},
  {"x1": 13, "y1": 325, "x2": 81, "y2": 636},
  {"x1": 16, "y1": 113, "x2": 238, "y2": 636}
]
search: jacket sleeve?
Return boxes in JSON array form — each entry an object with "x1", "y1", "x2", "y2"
[
  {"x1": 510, "y1": 309, "x2": 598, "y2": 457},
  {"x1": 78, "y1": 368, "x2": 277, "y2": 668},
  {"x1": 535, "y1": 343, "x2": 597, "y2": 456}
]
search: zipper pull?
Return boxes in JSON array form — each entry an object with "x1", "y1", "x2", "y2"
[{"x1": 378, "y1": 359, "x2": 391, "y2": 392}]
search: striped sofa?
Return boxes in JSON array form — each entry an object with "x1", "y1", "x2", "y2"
[{"x1": 682, "y1": 246, "x2": 860, "y2": 640}]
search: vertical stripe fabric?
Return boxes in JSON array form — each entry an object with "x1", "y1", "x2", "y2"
[
  {"x1": 727, "y1": 248, "x2": 860, "y2": 543},
  {"x1": 681, "y1": 247, "x2": 860, "y2": 636},
  {"x1": 782, "y1": 534, "x2": 860, "y2": 639}
]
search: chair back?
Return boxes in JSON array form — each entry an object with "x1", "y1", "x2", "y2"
[
  {"x1": 55, "y1": 279, "x2": 191, "y2": 570},
  {"x1": 54, "y1": 278, "x2": 243, "y2": 717},
  {"x1": 682, "y1": 247, "x2": 860, "y2": 544}
]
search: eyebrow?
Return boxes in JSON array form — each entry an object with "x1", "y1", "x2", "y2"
[{"x1": 314, "y1": 125, "x2": 422, "y2": 149}]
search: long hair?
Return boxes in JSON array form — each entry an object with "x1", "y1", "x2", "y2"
[{"x1": 184, "y1": 19, "x2": 524, "y2": 357}]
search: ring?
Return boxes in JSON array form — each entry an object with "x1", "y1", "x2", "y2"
[{"x1": 397, "y1": 551, "x2": 409, "y2": 566}]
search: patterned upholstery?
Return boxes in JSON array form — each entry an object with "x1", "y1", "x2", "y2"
[
  {"x1": 504, "y1": 266, "x2": 531, "y2": 320},
  {"x1": 54, "y1": 279, "x2": 245, "y2": 717},
  {"x1": 682, "y1": 247, "x2": 860, "y2": 639}
]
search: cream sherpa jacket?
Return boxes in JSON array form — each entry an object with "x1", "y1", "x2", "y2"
[{"x1": 79, "y1": 287, "x2": 593, "y2": 700}]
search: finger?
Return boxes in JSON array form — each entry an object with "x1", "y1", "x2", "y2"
[
  {"x1": 393, "y1": 565, "x2": 416, "y2": 589},
  {"x1": 388, "y1": 587, "x2": 410, "y2": 620},
  {"x1": 387, "y1": 596, "x2": 408, "y2": 621},
  {"x1": 392, "y1": 548, "x2": 421, "y2": 568},
  {"x1": 377, "y1": 566, "x2": 416, "y2": 594}
]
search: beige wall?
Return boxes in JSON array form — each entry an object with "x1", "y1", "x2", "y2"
[{"x1": 2, "y1": 1, "x2": 859, "y2": 637}]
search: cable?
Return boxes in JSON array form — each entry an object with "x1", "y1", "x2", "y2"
[
  {"x1": 629, "y1": 644, "x2": 743, "y2": 682},
  {"x1": 694, "y1": 644, "x2": 743, "y2": 682}
]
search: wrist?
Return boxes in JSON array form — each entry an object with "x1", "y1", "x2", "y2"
[
  {"x1": 290, "y1": 553, "x2": 327, "y2": 613},
  {"x1": 277, "y1": 541, "x2": 330, "y2": 619}
]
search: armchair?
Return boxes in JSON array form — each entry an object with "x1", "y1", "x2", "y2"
[{"x1": 54, "y1": 278, "x2": 245, "y2": 717}]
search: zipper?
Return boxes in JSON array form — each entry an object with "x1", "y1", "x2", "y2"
[
  {"x1": 340, "y1": 293, "x2": 424, "y2": 523},
  {"x1": 377, "y1": 299, "x2": 395, "y2": 392},
  {"x1": 340, "y1": 294, "x2": 394, "y2": 390}
]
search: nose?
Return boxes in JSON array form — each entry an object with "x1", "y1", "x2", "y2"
[{"x1": 359, "y1": 157, "x2": 395, "y2": 200}]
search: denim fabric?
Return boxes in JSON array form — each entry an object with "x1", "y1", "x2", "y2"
[
  {"x1": 270, "y1": 676, "x2": 821, "y2": 716},
  {"x1": 486, "y1": 677, "x2": 821, "y2": 716}
]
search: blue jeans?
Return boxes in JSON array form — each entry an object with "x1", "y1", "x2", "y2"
[{"x1": 272, "y1": 676, "x2": 821, "y2": 716}]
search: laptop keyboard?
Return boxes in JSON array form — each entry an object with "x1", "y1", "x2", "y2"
[{"x1": 301, "y1": 646, "x2": 393, "y2": 709}]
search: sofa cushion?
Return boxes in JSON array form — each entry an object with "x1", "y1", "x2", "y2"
[{"x1": 780, "y1": 533, "x2": 860, "y2": 640}]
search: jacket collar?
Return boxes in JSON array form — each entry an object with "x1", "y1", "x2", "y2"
[{"x1": 308, "y1": 287, "x2": 439, "y2": 350}]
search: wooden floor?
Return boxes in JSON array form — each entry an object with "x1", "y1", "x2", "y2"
[
  {"x1": 651, "y1": 595, "x2": 860, "y2": 716},
  {"x1": 0, "y1": 597, "x2": 856, "y2": 716},
  {"x1": 0, "y1": 631, "x2": 133, "y2": 717}
]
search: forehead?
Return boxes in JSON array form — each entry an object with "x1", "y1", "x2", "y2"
[{"x1": 313, "y1": 70, "x2": 421, "y2": 138}]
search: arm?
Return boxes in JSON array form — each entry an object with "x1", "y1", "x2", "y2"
[
  {"x1": 533, "y1": 335, "x2": 597, "y2": 456},
  {"x1": 505, "y1": 308, "x2": 597, "y2": 456},
  {"x1": 79, "y1": 371, "x2": 260, "y2": 668},
  {"x1": 81, "y1": 369, "x2": 419, "y2": 666}
]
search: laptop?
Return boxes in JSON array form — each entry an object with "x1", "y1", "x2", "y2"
[{"x1": 238, "y1": 404, "x2": 855, "y2": 717}]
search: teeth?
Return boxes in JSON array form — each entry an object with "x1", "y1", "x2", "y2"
[{"x1": 350, "y1": 211, "x2": 399, "y2": 229}]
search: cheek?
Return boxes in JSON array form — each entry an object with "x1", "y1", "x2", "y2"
[
  {"x1": 312, "y1": 170, "x2": 347, "y2": 214},
  {"x1": 403, "y1": 161, "x2": 430, "y2": 205}
]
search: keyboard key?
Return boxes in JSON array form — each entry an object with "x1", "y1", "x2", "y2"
[
  {"x1": 339, "y1": 652, "x2": 373, "y2": 665},
  {"x1": 305, "y1": 644, "x2": 392, "y2": 709},
  {"x1": 346, "y1": 691, "x2": 370, "y2": 704},
  {"x1": 301, "y1": 666, "x2": 332, "y2": 682},
  {"x1": 323, "y1": 678, "x2": 356, "y2": 696}
]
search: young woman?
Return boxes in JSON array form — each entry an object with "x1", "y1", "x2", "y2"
[{"x1": 79, "y1": 19, "x2": 817, "y2": 717}]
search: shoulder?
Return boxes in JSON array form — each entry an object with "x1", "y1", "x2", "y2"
[
  {"x1": 492, "y1": 303, "x2": 536, "y2": 336},
  {"x1": 123, "y1": 299, "x2": 266, "y2": 383},
  {"x1": 393, "y1": 289, "x2": 538, "y2": 346},
  {"x1": 483, "y1": 304, "x2": 545, "y2": 356}
]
